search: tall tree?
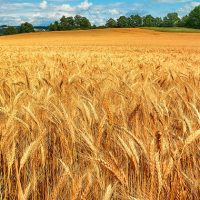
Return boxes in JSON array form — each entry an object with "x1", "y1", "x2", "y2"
[
  {"x1": 154, "y1": 17, "x2": 163, "y2": 27},
  {"x1": 117, "y1": 16, "x2": 129, "y2": 28},
  {"x1": 187, "y1": 6, "x2": 200, "y2": 28},
  {"x1": 74, "y1": 15, "x2": 83, "y2": 28},
  {"x1": 129, "y1": 15, "x2": 142, "y2": 27},
  {"x1": 60, "y1": 16, "x2": 75, "y2": 30},
  {"x1": 19, "y1": 22, "x2": 34, "y2": 33},
  {"x1": 106, "y1": 18, "x2": 117, "y2": 28},
  {"x1": 79, "y1": 17, "x2": 91, "y2": 29},
  {"x1": 143, "y1": 15, "x2": 155, "y2": 27},
  {"x1": 49, "y1": 21, "x2": 60, "y2": 31},
  {"x1": 163, "y1": 13, "x2": 180, "y2": 27},
  {"x1": 176, "y1": 15, "x2": 188, "y2": 27},
  {"x1": 74, "y1": 15, "x2": 91, "y2": 29}
]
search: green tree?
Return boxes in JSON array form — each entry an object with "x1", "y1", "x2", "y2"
[
  {"x1": 117, "y1": 16, "x2": 129, "y2": 28},
  {"x1": 60, "y1": 16, "x2": 75, "y2": 30},
  {"x1": 96, "y1": 25, "x2": 106, "y2": 29},
  {"x1": 143, "y1": 15, "x2": 155, "y2": 27},
  {"x1": 79, "y1": 17, "x2": 91, "y2": 29},
  {"x1": 49, "y1": 23, "x2": 56, "y2": 31},
  {"x1": 154, "y1": 17, "x2": 163, "y2": 27},
  {"x1": 74, "y1": 15, "x2": 91, "y2": 29},
  {"x1": 106, "y1": 18, "x2": 117, "y2": 28},
  {"x1": 176, "y1": 15, "x2": 188, "y2": 27},
  {"x1": 74, "y1": 15, "x2": 82, "y2": 28},
  {"x1": 129, "y1": 15, "x2": 142, "y2": 27},
  {"x1": 49, "y1": 21, "x2": 60, "y2": 31},
  {"x1": 163, "y1": 13, "x2": 180, "y2": 27},
  {"x1": 19, "y1": 22, "x2": 34, "y2": 33},
  {"x1": 3, "y1": 26, "x2": 18, "y2": 35},
  {"x1": 181, "y1": 15, "x2": 189, "y2": 27},
  {"x1": 187, "y1": 6, "x2": 200, "y2": 28},
  {"x1": 91, "y1": 24, "x2": 97, "y2": 29}
]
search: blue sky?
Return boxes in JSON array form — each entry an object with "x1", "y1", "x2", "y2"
[{"x1": 0, "y1": 0, "x2": 200, "y2": 25}]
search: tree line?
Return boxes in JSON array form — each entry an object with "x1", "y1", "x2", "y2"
[
  {"x1": 1, "y1": 5, "x2": 200, "y2": 36},
  {"x1": 49, "y1": 6, "x2": 200, "y2": 31},
  {"x1": 106, "y1": 6, "x2": 200, "y2": 28},
  {"x1": 49, "y1": 15, "x2": 92, "y2": 31},
  {"x1": 0, "y1": 22, "x2": 34, "y2": 36}
]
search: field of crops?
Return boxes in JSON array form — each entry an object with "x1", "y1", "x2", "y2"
[{"x1": 0, "y1": 28, "x2": 200, "y2": 199}]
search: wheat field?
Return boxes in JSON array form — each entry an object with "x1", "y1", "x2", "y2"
[{"x1": 0, "y1": 28, "x2": 200, "y2": 200}]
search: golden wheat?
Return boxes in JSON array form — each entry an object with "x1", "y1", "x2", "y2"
[{"x1": 0, "y1": 28, "x2": 200, "y2": 199}]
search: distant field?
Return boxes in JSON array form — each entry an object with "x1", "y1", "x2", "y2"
[
  {"x1": 0, "y1": 29, "x2": 200, "y2": 200},
  {"x1": 142, "y1": 26, "x2": 200, "y2": 32},
  {"x1": 1, "y1": 28, "x2": 200, "y2": 47}
]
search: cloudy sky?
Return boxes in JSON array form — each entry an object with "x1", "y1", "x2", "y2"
[{"x1": 0, "y1": 0, "x2": 199, "y2": 26}]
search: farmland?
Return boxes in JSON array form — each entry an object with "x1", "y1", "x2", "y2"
[
  {"x1": 142, "y1": 27, "x2": 200, "y2": 33},
  {"x1": 0, "y1": 28, "x2": 200, "y2": 199}
]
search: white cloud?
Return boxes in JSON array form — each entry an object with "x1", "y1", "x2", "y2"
[
  {"x1": 108, "y1": 9, "x2": 120, "y2": 15},
  {"x1": 191, "y1": 1, "x2": 200, "y2": 7},
  {"x1": 39, "y1": 1, "x2": 48, "y2": 9},
  {"x1": 178, "y1": 1, "x2": 200, "y2": 15},
  {"x1": 78, "y1": 0, "x2": 93, "y2": 10},
  {"x1": 57, "y1": 4, "x2": 75, "y2": 12},
  {"x1": 3, "y1": 0, "x2": 198, "y2": 27}
]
